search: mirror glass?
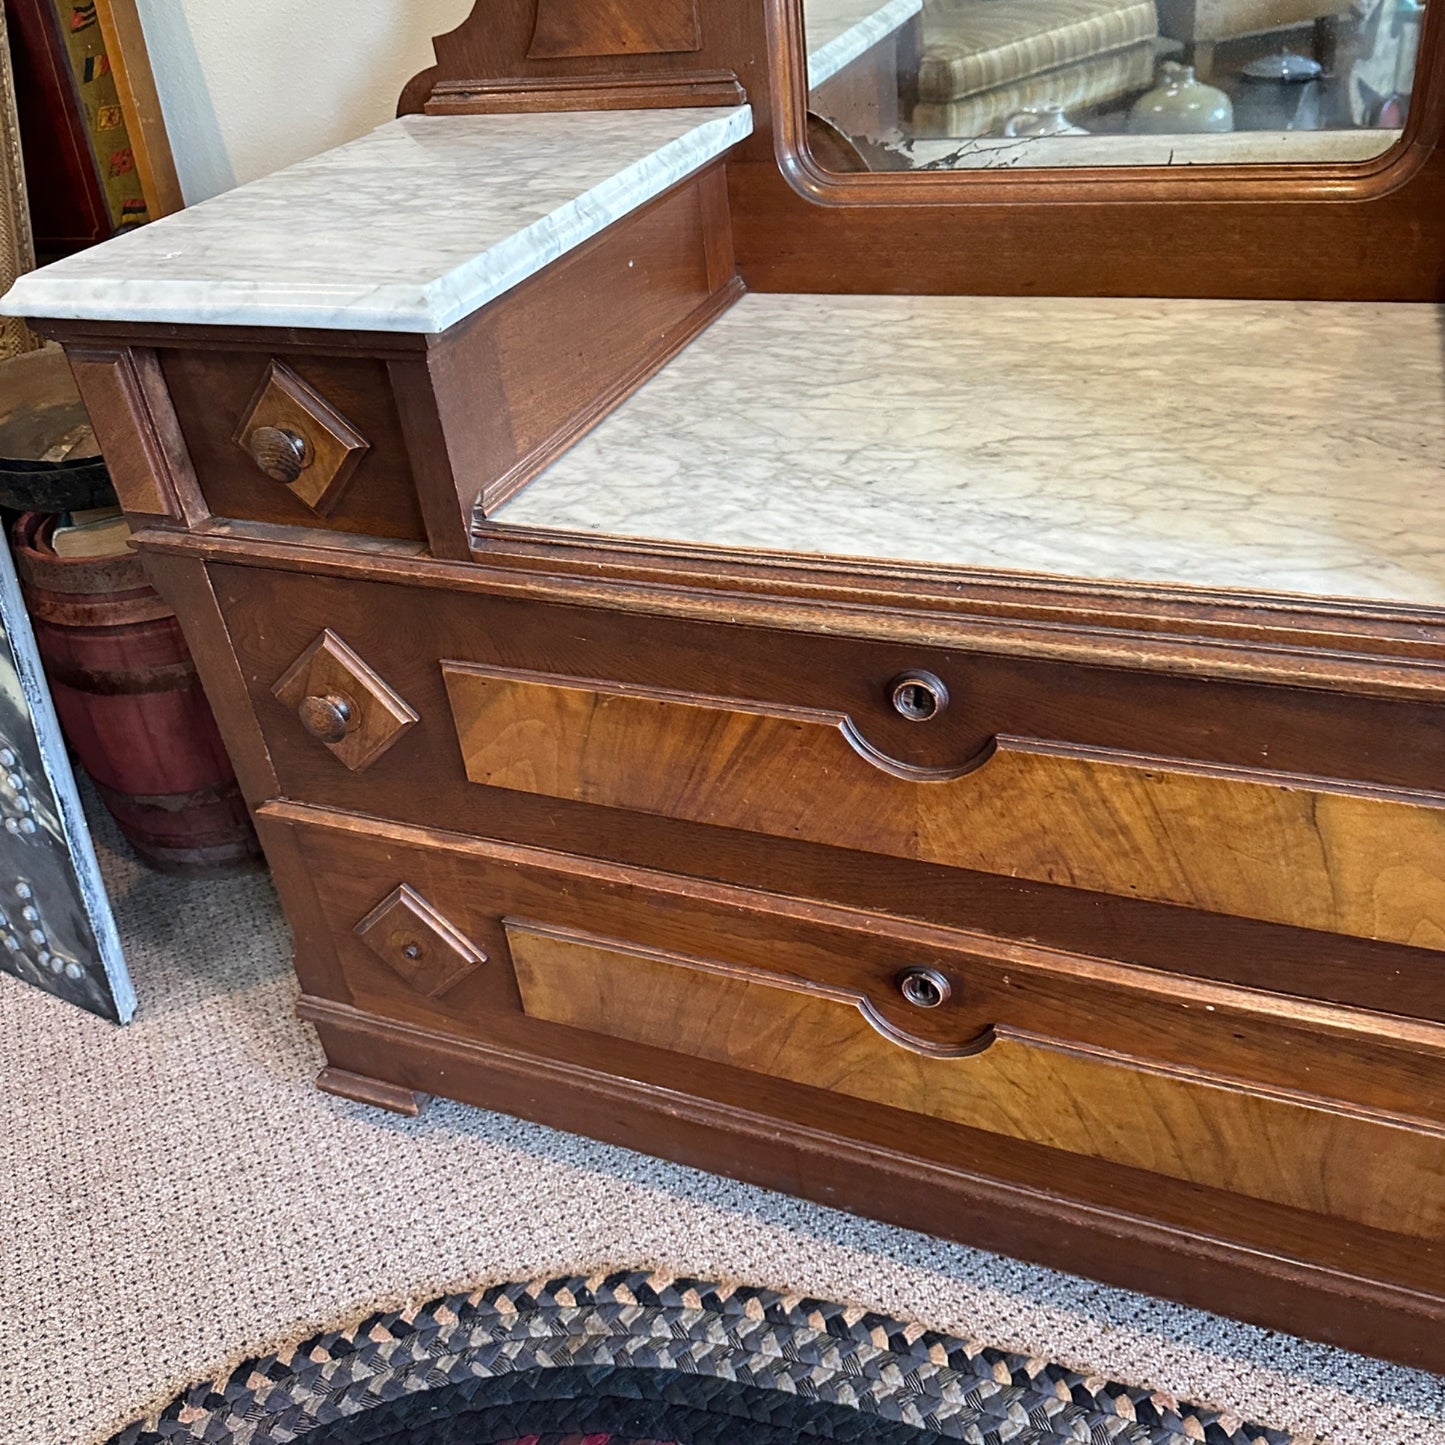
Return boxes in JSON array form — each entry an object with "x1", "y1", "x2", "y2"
[{"x1": 803, "y1": 0, "x2": 1422, "y2": 167}]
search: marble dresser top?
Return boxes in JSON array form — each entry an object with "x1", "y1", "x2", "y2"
[
  {"x1": 493, "y1": 294, "x2": 1445, "y2": 607},
  {"x1": 0, "y1": 107, "x2": 752, "y2": 334}
]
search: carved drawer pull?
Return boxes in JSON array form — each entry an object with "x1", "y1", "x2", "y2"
[
  {"x1": 248, "y1": 424, "x2": 311, "y2": 483},
  {"x1": 297, "y1": 692, "x2": 355, "y2": 744},
  {"x1": 273, "y1": 630, "x2": 418, "y2": 773},
  {"x1": 898, "y1": 966, "x2": 951, "y2": 1009},
  {"x1": 890, "y1": 671, "x2": 948, "y2": 722}
]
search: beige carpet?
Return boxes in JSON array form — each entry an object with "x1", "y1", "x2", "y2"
[{"x1": 2, "y1": 794, "x2": 1443, "y2": 1445}]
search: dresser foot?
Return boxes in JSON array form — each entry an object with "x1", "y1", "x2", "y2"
[{"x1": 316, "y1": 1065, "x2": 427, "y2": 1116}]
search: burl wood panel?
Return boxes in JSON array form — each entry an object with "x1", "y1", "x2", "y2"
[
  {"x1": 445, "y1": 664, "x2": 1445, "y2": 950},
  {"x1": 195, "y1": 555, "x2": 1445, "y2": 1019},
  {"x1": 528, "y1": 0, "x2": 702, "y2": 58},
  {"x1": 509, "y1": 918, "x2": 1445, "y2": 1237},
  {"x1": 262, "y1": 798, "x2": 1445, "y2": 1127},
  {"x1": 160, "y1": 350, "x2": 427, "y2": 540}
]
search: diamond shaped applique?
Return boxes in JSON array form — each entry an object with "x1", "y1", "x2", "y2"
[
  {"x1": 272, "y1": 630, "x2": 417, "y2": 773},
  {"x1": 355, "y1": 884, "x2": 487, "y2": 998},
  {"x1": 233, "y1": 359, "x2": 370, "y2": 516}
]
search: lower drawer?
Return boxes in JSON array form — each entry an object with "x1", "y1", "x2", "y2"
[{"x1": 261, "y1": 802, "x2": 1445, "y2": 1245}]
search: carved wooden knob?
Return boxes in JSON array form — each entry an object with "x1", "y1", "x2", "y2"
[
  {"x1": 298, "y1": 693, "x2": 354, "y2": 744},
  {"x1": 248, "y1": 425, "x2": 310, "y2": 483}
]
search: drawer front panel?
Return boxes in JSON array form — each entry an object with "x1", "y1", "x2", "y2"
[
  {"x1": 162, "y1": 350, "x2": 428, "y2": 539},
  {"x1": 214, "y1": 563, "x2": 1445, "y2": 1015},
  {"x1": 264, "y1": 802, "x2": 1445, "y2": 1215},
  {"x1": 444, "y1": 662, "x2": 1445, "y2": 951},
  {"x1": 507, "y1": 915, "x2": 1445, "y2": 1239}
]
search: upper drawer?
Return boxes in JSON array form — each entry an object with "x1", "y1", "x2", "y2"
[
  {"x1": 78, "y1": 168, "x2": 738, "y2": 557},
  {"x1": 161, "y1": 351, "x2": 427, "y2": 540},
  {"x1": 211, "y1": 560, "x2": 1445, "y2": 1015},
  {"x1": 443, "y1": 661, "x2": 1445, "y2": 953}
]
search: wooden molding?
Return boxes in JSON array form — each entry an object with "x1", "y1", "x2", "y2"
[
  {"x1": 262, "y1": 799, "x2": 1445, "y2": 1120},
  {"x1": 233, "y1": 359, "x2": 371, "y2": 518},
  {"x1": 316, "y1": 1065, "x2": 425, "y2": 1116},
  {"x1": 737, "y1": 0, "x2": 1445, "y2": 298},
  {"x1": 129, "y1": 522, "x2": 1445, "y2": 705},
  {"x1": 273, "y1": 629, "x2": 419, "y2": 773},
  {"x1": 296, "y1": 990, "x2": 1445, "y2": 1371},
  {"x1": 421, "y1": 73, "x2": 745, "y2": 115},
  {"x1": 65, "y1": 345, "x2": 207, "y2": 526},
  {"x1": 400, "y1": 0, "x2": 744, "y2": 115}
]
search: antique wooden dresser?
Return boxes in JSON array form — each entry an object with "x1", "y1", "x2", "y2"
[{"x1": 5, "y1": 0, "x2": 1444, "y2": 1375}]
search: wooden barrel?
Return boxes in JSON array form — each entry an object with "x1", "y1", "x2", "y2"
[{"x1": 12, "y1": 511, "x2": 262, "y2": 875}]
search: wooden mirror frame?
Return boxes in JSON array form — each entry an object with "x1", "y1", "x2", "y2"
[
  {"x1": 397, "y1": 0, "x2": 1445, "y2": 298},
  {"x1": 727, "y1": 0, "x2": 1445, "y2": 296}
]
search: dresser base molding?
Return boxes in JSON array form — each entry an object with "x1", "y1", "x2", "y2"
[
  {"x1": 315, "y1": 1064, "x2": 427, "y2": 1116},
  {"x1": 295, "y1": 992, "x2": 1445, "y2": 1373}
]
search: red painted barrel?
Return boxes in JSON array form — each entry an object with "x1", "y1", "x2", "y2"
[{"x1": 12, "y1": 511, "x2": 262, "y2": 875}]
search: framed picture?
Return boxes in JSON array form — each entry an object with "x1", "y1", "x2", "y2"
[
  {"x1": 8, "y1": 0, "x2": 181, "y2": 255},
  {"x1": 0, "y1": 525, "x2": 132, "y2": 1022}
]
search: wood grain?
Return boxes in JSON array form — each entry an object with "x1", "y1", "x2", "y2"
[
  {"x1": 258, "y1": 796, "x2": 1445, "y2": 1367},
  {"x1": 508, "y1": 917, "x2": 1445, "y2": 1237},
  {"x1": 264, "y1": 799, "x2": 1445, "y2": 1134},
  {"x1": 527, "y1": 0, "x2": 702, "y2": 58},
  {"x1": 233, "y1": 359, "x2": 371, "y2": 516},
  {"x1": 444, "y1": 165, "x2": 741, "y2": 521},
  {"x1": 65, "y1": 346, "x2": 207, "y2": 526},
  {"x1": 160, "y1": 349, "x2": 426, "y2": 540},
  {"x1": 444, "y1": 663, "x2": 1445, "y2": 949}
]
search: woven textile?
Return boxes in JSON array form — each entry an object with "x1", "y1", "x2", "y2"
[
  {"x1": 917, "y1": 0, "x2": 1158, "y2": 101},
  {"x1": 912, "y1": 39, "x2": 1155, "y2": 133},
  {"x1": 109, "y1": 1273, "x2": 1295, "y2": 1445}
]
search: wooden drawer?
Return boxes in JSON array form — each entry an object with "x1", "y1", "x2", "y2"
[
  {"x1": 67, "y1": 168, "x2": 739, "y2": 557},
  {"x1": 209, "y1": 560, "x2": 1445, "y2": 1020},
  {"x1": 444, "y1": 661, "x2": 1445, "y2": 952},
  {"x1": 262, "y1": 800, "x2": 1445, "y2": 1245}
]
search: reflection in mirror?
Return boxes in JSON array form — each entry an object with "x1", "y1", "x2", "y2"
[{"x1": 803, "y1": 0, "x2": 1421, "y2": 167}]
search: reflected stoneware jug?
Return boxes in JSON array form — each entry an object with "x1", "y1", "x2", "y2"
[{"x1": 1130, "y1": 61, "x2": 1234, "y2": 133}]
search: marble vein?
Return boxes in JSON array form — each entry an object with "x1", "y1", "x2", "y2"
[
  {"x1": 0, "y1": 107, "x2": 752, "y2": 333},
  {"x1": 806, "y1": 0, "x2": 925, "y2": 89},
  {"x1": 494, "y1": 294, "x2": 1445, "y2": 607}
]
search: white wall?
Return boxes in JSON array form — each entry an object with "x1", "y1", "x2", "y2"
[{"x1": 135, "y1": 0, "x2": 476, "y2": 204}]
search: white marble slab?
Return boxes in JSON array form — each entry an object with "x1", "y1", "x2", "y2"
[
  {"x1": 494, "y1": 293, "x2": 1445, "y2": 607},
  {"x1": 806, "y1": 0, "x2": 925, "y2": 89},
  {"x1": 0, "y1": 107, "x2": 752, "y2": 334}
]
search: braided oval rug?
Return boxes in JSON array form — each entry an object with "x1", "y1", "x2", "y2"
[{"x1": 107, "y1": 1272, "x2": 1294, "y2": 1445}]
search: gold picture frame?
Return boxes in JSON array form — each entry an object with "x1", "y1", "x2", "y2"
[{"x1": 0, "y1": 4, "x2": 41, "y2": 360}]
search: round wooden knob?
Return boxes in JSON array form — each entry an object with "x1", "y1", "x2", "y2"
[
  {"x1": 248, "y1": 425, "x2": 310, "y2": 483},
  {"x1": 298, "y1": 693, "x2": 354, "y2": 744}
]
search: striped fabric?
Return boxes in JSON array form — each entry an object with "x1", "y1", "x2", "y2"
[
  {"x1": 912, "y1": 38, "x2": 1156, "y2": 133},
  {"x1": 916, "y1": 0, "x2": 1159, "y2": 101}
]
